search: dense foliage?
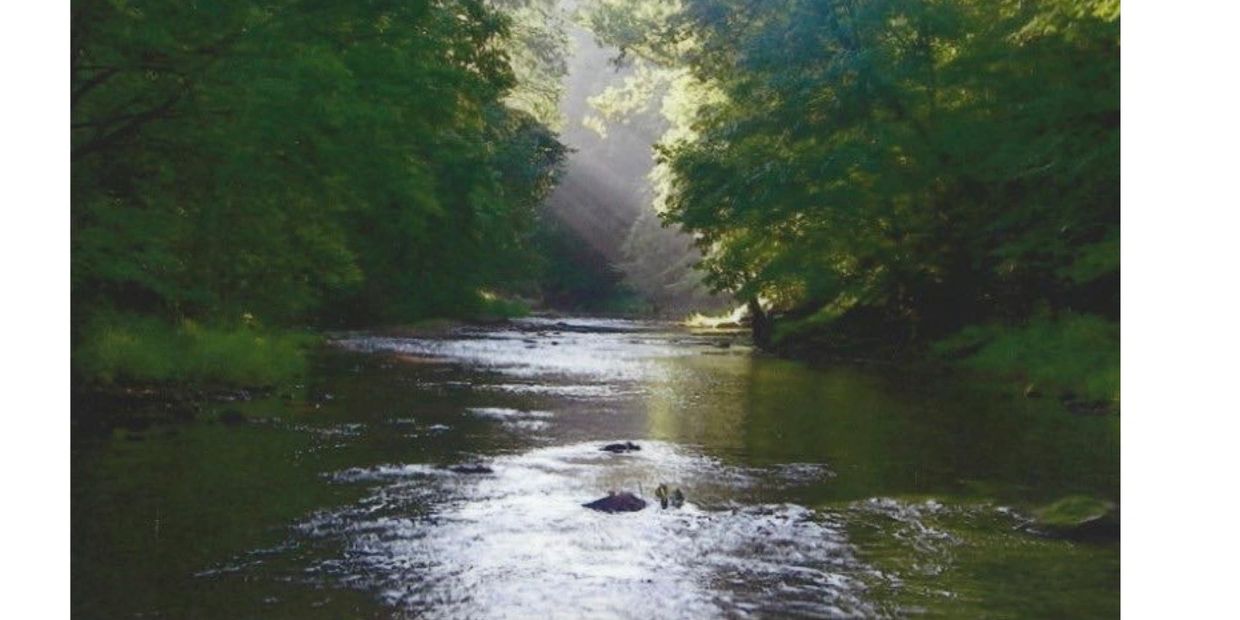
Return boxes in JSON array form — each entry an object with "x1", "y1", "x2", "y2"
[
  {"x1": 71, "y1": 0, "x2": 571, "y2": 385},
  {"x1": 586, "y1": 0, "x2": 1119, "y2": 395},
  {"x1": 72, "y1": 0, "x2": 566, "y2": 339}
]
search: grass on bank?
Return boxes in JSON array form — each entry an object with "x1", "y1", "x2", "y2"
[
  {"x1": 473, "y1": 292, "x2": 532, "y2": 320},
  {"x1": 933, "y1": 312, "x2": 1119, "y2": 403},
  {"x1": 75, "y1": 315, "x2": 318, "y2": 387}
]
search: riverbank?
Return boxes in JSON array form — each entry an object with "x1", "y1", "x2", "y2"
[
  {"x1": 74, "y1": 316, "x2": 317, "y2": 386},
  {"x1": 69, "y1": 302, "x2": 581, "y2": 429},
  {"x1": 756, "y1": 309, "x2": 1119, "y2": 412},
  {"x1": 73, "y1": 303, "x2": 1118, "y2": 436},
  {"x1": 932, "y1": 313, "x2": 1119, "y2": 410}
]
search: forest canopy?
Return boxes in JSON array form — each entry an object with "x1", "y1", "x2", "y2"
[
  {"x1": 585, "y1": 0, "x2": 1119, "y2": 392},
  {"x1": 72, "y1": 0, "x2": 567, "y2": 331}
]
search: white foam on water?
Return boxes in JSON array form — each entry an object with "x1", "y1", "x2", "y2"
[{"x1": 466, "y1": 407, "x2": 554, "y2": 420}]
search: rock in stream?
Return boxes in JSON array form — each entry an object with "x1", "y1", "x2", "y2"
[{"x1": 582, "y1": 492, "x2": 647, "y2": 513}]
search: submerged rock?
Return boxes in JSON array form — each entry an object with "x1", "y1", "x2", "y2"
[
  {"x1": 1060, "y1": 396, "x2": 1115, "y2": 416},
  {"x1": 583, "y1": 492, "x2": 647, "y2": 513},
  {"x1": 448, "y1": 464, "x2": 494, "y2": 475},
  {"x1": 547, "y1": 322, "x2": 629, "y2": 334},
  {"x1": 217, "y1": 409, "x2": 246, "y2": 426},
  {"x1": 600, "y1": 441, "x2": 641, "y2": 453},
  {"x1": 1031, "y1": 495, "x2": 1119, "y2": 540}
]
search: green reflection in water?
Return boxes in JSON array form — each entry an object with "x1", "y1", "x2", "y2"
[
  {"x1": 72, "y1": 420, "x2": 379, "y2": 618},
  {"x1": 644, "y1": 354, "x2": 1118, "y2": 506},
  {"x1": 642, "y1": 353, "x2": 1119, "y2": 618}
]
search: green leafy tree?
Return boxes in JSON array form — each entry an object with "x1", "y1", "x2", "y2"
[
  {"x1": 586, "y1": 0, "x2": 1119, "y2": 353},
  {"x1": 73, "y1": 0, "x2": 567, "y2": 336}
]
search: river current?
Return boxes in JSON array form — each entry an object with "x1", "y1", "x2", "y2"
[{"x1": 72, "y1": 317, "x2": 1119, "y2": 618}]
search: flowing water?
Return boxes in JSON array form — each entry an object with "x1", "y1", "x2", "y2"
[{"x1": 72, "y1": 318, "x2": 1119, "y2": 618}]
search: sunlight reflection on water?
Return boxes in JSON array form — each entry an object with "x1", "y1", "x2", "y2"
[
  {"x1": 307, "y1": 320, "x2": 884, "y2": 617},
  {"x1": 300, "y1": 441, "x2": 875, "y2": 619},
  {"x1": 332, "y1": 318, "x2": 727, "y2": 385}
]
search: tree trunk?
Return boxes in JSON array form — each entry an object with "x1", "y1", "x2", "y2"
[{"x1": 748, "y1": 297, "x2": 772, "y2": 350}]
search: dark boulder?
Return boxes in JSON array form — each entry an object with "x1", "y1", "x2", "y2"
[
  {"x1": 449, "y1": 464, "x2": 494, "y2": 475},
  {"x1": 583, "y1": 492, "x2": 647, "y2": 513},
  {"x1": 217, "y1": 409, "x2": 246, "y2": 426},
  {"x1": 600, "y1": 441, "x2": 641, "y2": 453}
]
